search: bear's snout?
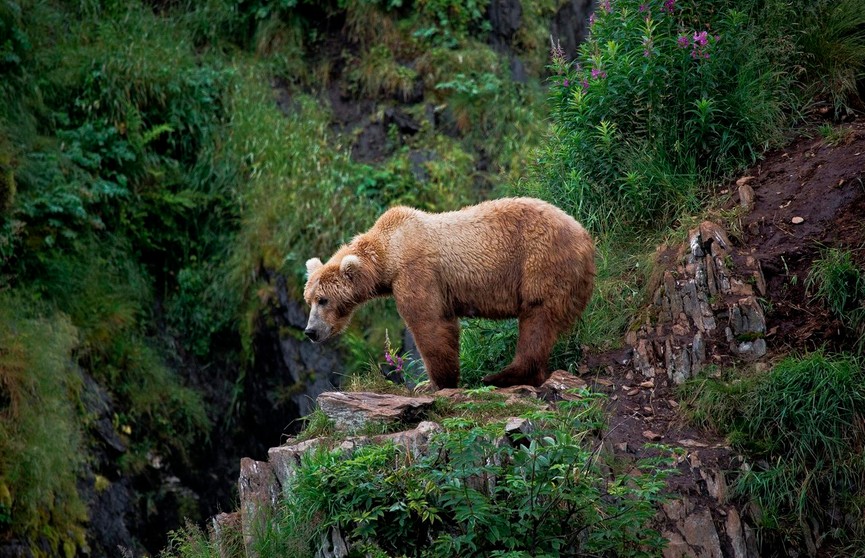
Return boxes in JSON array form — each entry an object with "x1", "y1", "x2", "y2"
[{"x1": 304, "y1": 328, "x2": 319, "y2": 342}]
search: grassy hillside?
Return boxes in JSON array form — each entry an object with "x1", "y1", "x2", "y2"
[
  {"x1": 0, "y1": 0, "x2": 555, "y2": 554},
  {"x1": 164, "y1": 0, "x2": 865, "y2": 556},
  {"x1": 2, "y1": 0, "x2": 865, "y2": 555}
]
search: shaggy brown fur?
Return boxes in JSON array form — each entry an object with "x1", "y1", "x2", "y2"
[{"x1": 303, "y1": 197, "x2": 595, "y2": 389}]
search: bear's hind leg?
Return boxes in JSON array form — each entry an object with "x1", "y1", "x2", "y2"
[
  {"x1": 482, "y1": 308, "x2": 560, "y2": 388},
  {"x1": 407, "y1": 316, "x2": 461, "y2": 389}
]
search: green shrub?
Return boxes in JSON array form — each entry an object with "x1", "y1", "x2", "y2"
[
  {"x1": 527, "y1": 0, "x2": 795, "y2": 232},
  {"x1": 165, "y1": 260, "x2": 241, "y2": 358},
  {"x1": 279, "y1": 397, "x2": 673, "y2": 557},
  {"x1": 0, "y1": 0, "x2": 30, "y2": 107},
  {"x1": 348, "y1": 45, "x2": 419, "y2": 101},
  {"x1": 414, "y1": 0, "x2": 491, "y2": 47},
  {"x1": 0, "y1": 294, "x2": 88, "y2": 557},
  {"x1": 33, "y1": 249, "x2": 210, "y2": 471}
]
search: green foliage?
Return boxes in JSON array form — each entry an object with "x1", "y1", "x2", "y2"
[
  {"x1": 348, "y1": 45, "x2": 419, "y2": 101},
  {"x1": 31, "y1": 249, "x2": 211, "y2": 471},
  {"x1": 278, "y1": 397, "x2": 673, "y2": 557},
  {"x1": 159, "y1": 521, "x2": 222, "y2": 558},
  {"x1": 225, "y1": 76, "x2": 379, "y2": 290},
  {"x1": 575, "y1": 235, "x2": 652, "y2": 351},
  {"x1": 529, "y1": 0, "x2": 795, "y2": 232},
  {"x1": 165, "y1": 260, "x2": 240, "y2": 358},
  {"x1": 677, "y1": 366, "x2": 756, "y2": 435},
  {"x1": 0, "y1": 1, "x2": 29, "y2": 92},
  {"x1": 806, "y1": 247, "x2": 865, "y2": 350},
  {"x1": 458, "y1": 319, "x2": 519, "y2": 387},
  {"x1": 295, "y1": 409, "x2": 336, "y2": 442},
  {"x1": 0, "y1": 294, "x2": 88, "y2": 557},
  {"x1": 818, "y1": 122, "x2": 856, "y2": 146},
  {"x1": 426, "y1": 45, "x2": 547, "y2": 177},
  {"x1": 680, "y1": 352, "x2": 865, "y2": 549},
  {"x1": 799, "y1": 0, "x2": 865, "y2": 117},
  {"x1": 414, "y1": 0, "x2": 491, "y2": 47}
]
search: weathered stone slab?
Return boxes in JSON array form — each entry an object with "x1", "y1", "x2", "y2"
[
  {"x1": 317, "y1": 391, "x2": 434, "y2": 431},
  {"x1": 268, "y1": 438, "x2": 323, "y2": 489},
  {"x1": 539, "y1": 369, "x2": 588, "y2": 400},
  {"x1": 315, "y1": 526, "x2": 348, "y2": 558},
  {"x1": 661, "y1": 498, "x2": 723, "y2": 558},
  {"x1": 373, "y1": 420, "x2": 442, "y2": 457},
  {"x1": 238, "y1": 458, "x2": 280, "y2": 558}
]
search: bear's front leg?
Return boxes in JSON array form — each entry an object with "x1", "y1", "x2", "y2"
[{"x1": 402, "y1": 315, "x2": 461, "y2": 389}]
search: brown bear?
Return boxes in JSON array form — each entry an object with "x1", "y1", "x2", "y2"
[{"x1": 303, "y1": 197, "x2": 595, "y2": 389}]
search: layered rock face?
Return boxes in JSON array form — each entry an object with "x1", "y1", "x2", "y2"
[
  {"x1": 628, "y1": 221, "x2": 768, "y2": 386},
  {"x1": 213, "y1": 371, "x2": 759, "y2": 558}
]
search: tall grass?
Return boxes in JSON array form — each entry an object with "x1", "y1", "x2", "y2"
[
  {"x1": 0, "y1": 295, "x2": 88, "y2": 557},
  {"x1": 224, "y1": 72, "x2": 380, "y2": 292},
  {"x1": 806, "y1": 247, "x2": 865, "y2": 351},
  {"x1": 680, "y1": 352, "x2": 865, "y2": 550},
  {"x1": 799, "y1": 0, "x2": 865, "y2": 116}
]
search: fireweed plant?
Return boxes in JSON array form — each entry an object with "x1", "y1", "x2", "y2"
[{"x1": 531, "y1": 0, "x2": 794, "y2": 231}]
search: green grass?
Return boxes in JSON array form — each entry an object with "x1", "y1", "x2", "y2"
[
  {"x1": 806, "y1": 247, "x2": 865, "y2": 317},
  {"x1": 348, "y1": 45, "x2": 419, "y2": 101},
  {"x1": 806, "y1": 247, "x2": 865, "y2": 351},
  {"x1": 818, "y1": 123, "x2": 856, "y2": 146},
  {"x1": 680, "y1": 352, "x2": 865, "y2": 550},
  {"x1": 799, "y1": 0, "x2": 865, "y2": 117},
  {"x1": 0, "y1": 294, "x2": 88, "y2": 557}
]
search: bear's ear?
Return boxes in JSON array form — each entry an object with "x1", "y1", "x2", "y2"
[
  {"x1": 305, "y1": 258, "x2": 323, "y2": 277},
  {"x1": 340, "y1": 254, "x2": 361, "y2": 279}
]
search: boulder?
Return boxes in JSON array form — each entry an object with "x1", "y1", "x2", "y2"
[{"x1": 317, "y1": 392, "x2": 435, "y2": 431}]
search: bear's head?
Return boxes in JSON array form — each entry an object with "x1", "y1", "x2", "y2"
[{"x1": 303, "y1": 251, "x2": 375, "y2": 343}]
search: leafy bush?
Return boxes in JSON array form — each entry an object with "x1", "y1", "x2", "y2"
[
  {"x1": 414, "y1": 0, "x2": 491, "y2": 47},
  {"x1": 680, "y1": 352, "x2": 865, "y2": 550},
  {"x1": 278, "y1": 396, "x2": 674, "y2": 557},
  {"x1": 525, "y1": 0, "x2": 795, "y2": 232},
  {"x1": 32, "y1": 249, "x2": 211, "y2": 471}
]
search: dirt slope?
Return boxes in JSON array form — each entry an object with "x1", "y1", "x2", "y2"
[{"x1": 578, "y1": 119, "x2": 865, "y2": 556}]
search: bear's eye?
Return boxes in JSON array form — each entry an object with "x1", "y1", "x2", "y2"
[{"x1": 318, "y1": 298, "x2": 328, "y2": 307}]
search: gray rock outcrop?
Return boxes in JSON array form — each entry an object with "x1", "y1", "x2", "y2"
[
  {"x1": 317, "y1": 392, "x2": 435, "y2": 432},
  {"x1": 627, "y1": 222, "x2": 768, "y2": 385}
]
